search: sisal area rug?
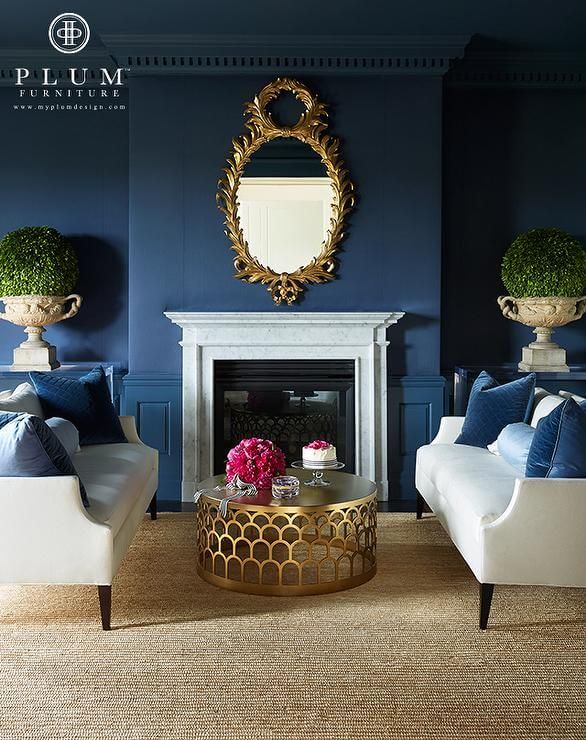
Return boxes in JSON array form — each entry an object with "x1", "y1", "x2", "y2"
[{"x1": 0, "y1": 513, "x2": 584, "y2": 740}]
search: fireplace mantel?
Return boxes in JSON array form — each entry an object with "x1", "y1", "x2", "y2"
[{"x1": 164, "y1": 311, "x2": 404, "y2": 501}]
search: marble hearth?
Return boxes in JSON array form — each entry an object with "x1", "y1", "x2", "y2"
[{"x1": 164, "y1": 312, "x2": 404, "y2": 501}]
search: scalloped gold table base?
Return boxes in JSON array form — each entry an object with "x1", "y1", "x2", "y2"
[{"x1": 195, "y1": 471, "x2": 377, "y2": 596}]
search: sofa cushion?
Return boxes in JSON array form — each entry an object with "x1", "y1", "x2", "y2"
[
  {"x1": 0, "y1": 382, "x2": 44, "y2": 418},
  {"x1": 530, "y1": 394, "x2": 565, "y2": 428},
  {"x1": 417, "y1": 444, "x2": 518, "y2": 530},
  {"x1": 455, "y1": 371, "x2": 536, "y2": 448},
  {"x1": 526, "y1": 398, "x2": 586, "y2": 479},
  {"x1": 558, "y1": 390, "x2": 586, "y2": 404},
  {"x1": 0, "y1": 412, "x2": 88, "y2": 506},
  {"x1": 496, "y1": 423, "x2": 535, "y2": 474},
  {"x1": 74, "y1": 442, "x2": 157, "y2": 535},
  {"x1": 30, "y1": 366, "x2": 126, "y2": 446}
]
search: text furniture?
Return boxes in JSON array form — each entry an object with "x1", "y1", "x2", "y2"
[
  {"x1": 0, "y1": 417, "x2": 158, "y2": 630},
  {"x1": 195, "y1": 469, "x2": 377, "y2": 596},
  {"x1": 415, "y1": 391, "x2": 586, "y2": 629}
]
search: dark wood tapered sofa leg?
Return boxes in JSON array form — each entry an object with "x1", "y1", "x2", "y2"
[
  {"x1": 149, "y1": 491, "x2": 157, "y2": 520},
  {"x1": 416, "y1": 491, "x2": 425, "y2": 520},
  {"x1": 479, "y1": 583, "x2": 494, "y2": 630},
  {"x1": 98, "y1": 585, "x2": 111, "y2": 631}
]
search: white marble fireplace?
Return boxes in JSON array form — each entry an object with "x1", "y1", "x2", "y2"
[{"x1": 164, "y1": 311, "x2": 404, "y2": 501}]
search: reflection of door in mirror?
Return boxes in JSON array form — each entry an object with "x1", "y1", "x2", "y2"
[
  {"x1": 237, "y1": 177, "x2": 333, "y2": 273},
  {"x1": 236, "y1": 137, "x2": 334, "y2": 275}
]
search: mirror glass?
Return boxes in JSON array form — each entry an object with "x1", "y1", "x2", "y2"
[{"x1": 237, "y1": 139, "x2": 334, "y2": 274}]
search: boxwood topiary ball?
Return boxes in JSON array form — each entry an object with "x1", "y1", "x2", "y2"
[
  {"x1": 0, "y1": 226, "x2": 79, "y2": 297},
  {"x1": 502, "y1": 228, "x2": 586, "y2": 298}
]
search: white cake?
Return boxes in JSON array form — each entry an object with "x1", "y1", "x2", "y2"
[{"x1": 302, "y1": 440, "x2": 337, "y2": 468}]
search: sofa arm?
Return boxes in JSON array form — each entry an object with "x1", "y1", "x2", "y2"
[
  {"x1": 431, "y1": 416, "x2": 465, "y2": 445},
  {"x1": 119, "y1": 415, "x2": 142, "y2": 444},
  {"x1": 0, "y1": 476, "x2": 113, "y2": 585},
  {"x1": 480, "y1": 477, "x2": 586, "y2": 587}
]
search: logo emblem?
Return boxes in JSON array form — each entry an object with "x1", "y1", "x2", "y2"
[{"x1": 48, "y1": 13, "x2": 90, "y2": 54}]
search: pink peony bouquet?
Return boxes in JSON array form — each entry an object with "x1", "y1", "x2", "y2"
[{"x1": 226, "y1": 437, "x2": 286, "y2": 490}]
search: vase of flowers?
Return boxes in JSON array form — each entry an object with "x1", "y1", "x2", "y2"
[{"x1": 226, "y1": 437, "x2": 286, "y2": 490}]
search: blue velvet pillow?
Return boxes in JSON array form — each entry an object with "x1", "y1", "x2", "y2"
[
  {"x1": 455, "y1": 371, "x2": 536, "y2": 448},
  {"x1": 30, "y1": 366, "x2": 126, "y2": 446},
  {"x1": 496, "y1": 422, "x2": 535, "y2": 475},
  {"x1": 526, "y1": 398, "x2": 586, "y2": 479},
  {"x1": 0, "y1": 412, "x2": 88, "y2": 506}
]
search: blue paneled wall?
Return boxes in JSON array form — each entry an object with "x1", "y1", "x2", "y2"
[
  {"x1": 0, "y1": 90, "x2": 129, "y2": 364},
  {"x1": 442, "y1": 88, "x2": 586, "y2": 370},
  {"x1": 1, "y1": 63, "x2": 585, "y2": 509},
  {"x1": 128, "y1": 75, "x2": 443, "y2": 377}
]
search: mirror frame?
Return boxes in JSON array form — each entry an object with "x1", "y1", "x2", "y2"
[{"x1": 217, "y1": 78, "x2": 354, "y2": 305}]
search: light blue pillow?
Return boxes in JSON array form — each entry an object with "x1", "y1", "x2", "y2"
[
  {"x1": 45, "y1": 417, "x2": 80, "y2": 458},
  {"x1": 496, "y1": 423, "x2": 535, "y2": 475},
  {"x1": 0, "y1": 412, "x2": 88, "y2": 506},
  {"x1": 455, "y1": 371, "x2": 536, "y2": 448},
  {"x1": 526, "y1": 398, "x2": 586, "y2": 479}
]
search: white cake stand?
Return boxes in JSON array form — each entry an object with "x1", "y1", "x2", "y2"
[{"x1": 291, "y1": 460, "x2": 345, "y2": 487}]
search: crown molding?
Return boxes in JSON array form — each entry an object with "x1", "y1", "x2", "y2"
[
  {"x1": 2, "y1": 41, "x2": 583, "y2": 89},
  {"x1": 447, "y1": 51, "x2": 586, "y2": 89},
  {"x1": 101, "y1": 34, "x2": 471, "y2": 76}
]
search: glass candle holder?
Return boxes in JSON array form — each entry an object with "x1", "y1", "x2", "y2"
[{"x1": 272, "y1": 475, "x2": 300, "y2": 499}]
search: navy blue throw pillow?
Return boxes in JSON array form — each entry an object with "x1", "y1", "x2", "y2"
[
  {"x1": 526, "y1": 398, "x2": 586, "y2": 479},
  {"x1": 455, "y1": 371, "x2": 536, "y2": 448},
  {"x1": 30, "y1": 366, "x2": 126, "y2": 446},
  {"x1": 0, "y1": 412, "x2": 88, "y2": 506}
]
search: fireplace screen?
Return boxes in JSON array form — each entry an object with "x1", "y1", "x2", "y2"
[{"x1": 214, "y1": 360, "x2": 355, "y2": 474}]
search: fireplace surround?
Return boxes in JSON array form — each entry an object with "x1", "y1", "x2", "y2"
[{"x1": 164, "y1": 312, "x2": 404, "y2": 501}]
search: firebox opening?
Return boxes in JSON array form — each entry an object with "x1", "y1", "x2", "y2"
[{"x1": 213, "y1": 360, "x2": 355, "y2": 474}]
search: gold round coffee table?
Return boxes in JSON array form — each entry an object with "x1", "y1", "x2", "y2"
[{"x1": 195, "y1": 469, "x2": 377, "y2": 596}]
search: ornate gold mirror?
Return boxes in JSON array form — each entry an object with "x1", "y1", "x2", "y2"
[{"x1": 217, "y1": 78, "x2": 354, "y2": 305}]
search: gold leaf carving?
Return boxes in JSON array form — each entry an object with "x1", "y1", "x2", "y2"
[{"x1": 217, "y1": 78, "x2": 354, "y2": 305}]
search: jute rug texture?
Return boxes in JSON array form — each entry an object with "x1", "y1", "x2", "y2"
[{"x1": 0, "y1": 513, "x2": 584, "y2": 739}]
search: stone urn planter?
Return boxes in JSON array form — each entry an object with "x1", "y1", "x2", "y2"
[
  {"x1": 498, "y1": 295, "x2": 586, "y2": 372},
  {"x1": 0, "y1": 226, "x2": 82, "y2": 370},
  {"x1": 0, "y1": 294, "x2": 83, "y2": 370}
]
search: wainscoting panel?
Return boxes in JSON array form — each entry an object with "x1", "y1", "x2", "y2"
[
  {"x1": 122, "y1": 372, "x2": 445, "y2": 511},
  {"x1": 389, "y1": 376, "x2": 446, "y2": 510},
  {"x1": 122, "y1": 373, "x2": 182, "y2": 509}
]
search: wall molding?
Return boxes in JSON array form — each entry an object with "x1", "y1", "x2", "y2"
[
  {"x1": 3, "y1": 40, "x2": 583, "y2": 87},
  {"x1": 101, "y1": 34, "x2": 470, "y2": 76},
  {"x1": 122, "y1": 372, "x2": 182, "y2": 506},
  {"x1": 388, "y1": 375, "x2": 446, "y2": 509},
  {"x1": 447, "y1": 51, "x2": 586, "y2": 89}
]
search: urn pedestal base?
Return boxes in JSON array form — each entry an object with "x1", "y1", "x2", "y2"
[
  {"x1": 12, "y1": 345, "x2": 59, "y2": 371},
  {"x1": 10, "y1": 327, "x2": 60, "y2": 371},
  {"x1": 519, "y1": 344, "x2": 569, "y2": 373}
]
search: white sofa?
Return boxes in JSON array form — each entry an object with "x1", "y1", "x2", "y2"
[
  {"x1": 415, "y1": 390, "x2": 586, "y2": 629},
  {"x1": 0, "y1": 416, "x2": 158, "y2": 630}
]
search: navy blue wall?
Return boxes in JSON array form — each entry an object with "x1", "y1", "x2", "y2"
[
  {"x1": 442, "y1": 87, "x2": 586, "y2": 371},
  {"x1": 0, "y1": 89, "x2": 129, "y2": 364},
  {"x1": 128, "y1": 75, "x2": 443, "y2": 377},
  {"x1": 2, "y1": 68, "x2": 585, "y2": 508}
]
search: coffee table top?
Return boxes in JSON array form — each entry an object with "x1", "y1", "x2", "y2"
[{"x1": 195, "y1": 468, "x2": 377, "y2": 508}]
